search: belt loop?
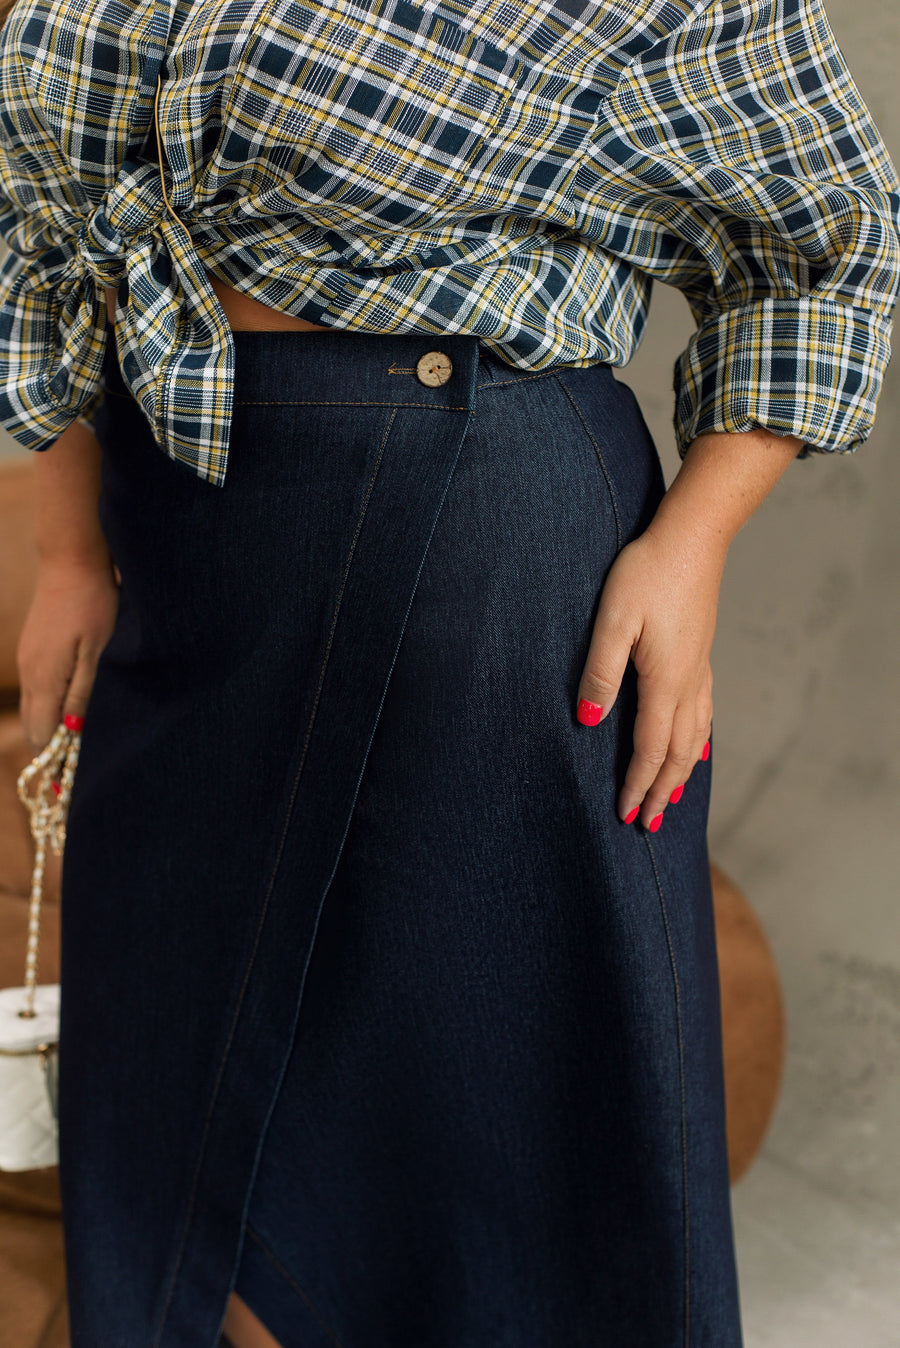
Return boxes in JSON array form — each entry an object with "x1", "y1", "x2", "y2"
[{"x1": 476, "y1": 341, "x2": 497, "y2": 384}]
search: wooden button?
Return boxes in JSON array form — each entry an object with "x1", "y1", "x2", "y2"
[{"x1": 415, "y1": 351, "x2": 453, "y2": 388}]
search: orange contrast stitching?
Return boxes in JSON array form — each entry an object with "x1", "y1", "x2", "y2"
[
  {"x1": 471, "y1": 368, "x2": 566, "y2": 392},
  {"x1": 232, "y1": 399, "x2": 469, "y2": 410}
]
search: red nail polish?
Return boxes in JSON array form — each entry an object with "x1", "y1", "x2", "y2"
[
  {"x1": 701, "y1": 740, "x2": 710, "y2": 761},
  {"x1": 669, "y1": 784, "x2": 684, "y2": 804},
  {"x1": 51, "y1": 780, "x2": 61, "y2": 796},
  {"x1": 64, "y1": 713, "x2": 84, "y2": 732},
  {"x1": 576, "y1": 698, "x2": 603, "y2": 726},
  {"x1": 649, "y1": 812, "x2": 664, "y2": 832},
  {"x1": 624, "y1": 805, "x2": 639, "y2": 824}
]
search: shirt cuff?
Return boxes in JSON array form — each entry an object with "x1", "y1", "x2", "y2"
[{"x1": 673, "y1": 297, "x2": 894, "y2": 461}]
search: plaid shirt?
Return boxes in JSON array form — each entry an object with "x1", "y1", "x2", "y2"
[{"x1": 0, "y1": 0, "x2": 898, "y2": 487}]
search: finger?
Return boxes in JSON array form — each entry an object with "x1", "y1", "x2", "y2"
[
  {"x1": 20, "y1": 681, "x2": 67, "y2": 751},
  {"x1": 638, "y1": 702, "x2": 700, "y2": 829},
  {"x1": 61, "y1": 640, "x2": 100, "y2": 725},
  {"x1": 668, "y1": 683, "x2": 713, "y2": 804},
  {"x1": 653, "y1": 672, "x2": 713, "y2": 811},
  {"x1": 576, "y1": 606, "x2": 635, "y2": 726},
  {"x1": 696, "y1": 684, "x2": 713, "y2": 759},
  {"x1": 617, "y1": 684, "x2": 677, "y2": 824}
]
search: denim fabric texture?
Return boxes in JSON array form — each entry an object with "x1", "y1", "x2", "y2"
[{"x1": 58, "y1": 329, "x2": 742, "y2": 1346}]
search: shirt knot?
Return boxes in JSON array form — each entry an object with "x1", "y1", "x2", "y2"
[{"x1": 76, "y1": 160, "x2": 171, "y2": 287}]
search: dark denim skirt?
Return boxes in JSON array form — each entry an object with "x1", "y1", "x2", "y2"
[{"x1": 58, "y1": 329, "x2": 742, "y2": 1346}]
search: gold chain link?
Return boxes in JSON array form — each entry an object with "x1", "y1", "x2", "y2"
[{"x1": 15, "y1": 723, "x2": 81, "y2": 1018}]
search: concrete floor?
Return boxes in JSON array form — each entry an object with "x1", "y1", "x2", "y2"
[{"x1": 1, "y1": 0, "x2": 897, "y2": 1341}]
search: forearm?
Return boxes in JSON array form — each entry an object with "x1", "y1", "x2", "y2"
[
  {"x1": 31, "y1": 418, "x2": 112, "y2": 570},
  {"x1": 647, "y1": 427, "x2": 805, "y2": 558},
  {"x1": 18, "y1": 418, "x2": 120, "y2": 749}
]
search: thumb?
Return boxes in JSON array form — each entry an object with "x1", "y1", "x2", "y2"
[{"x1": 575, "y1": 605, "x2": 634, "y2": 726}]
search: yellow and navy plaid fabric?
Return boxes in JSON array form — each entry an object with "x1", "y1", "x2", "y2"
[{"x1": 0, "y1": 0, "x2": 898, "y2": 487}]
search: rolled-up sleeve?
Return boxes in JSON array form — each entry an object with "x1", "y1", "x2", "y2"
[{"x1": 598, "y1": 0, "x2": 900, "y2": 458}]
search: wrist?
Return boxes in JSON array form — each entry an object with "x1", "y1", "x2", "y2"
[
  {"x1": 648, "y1": 426, "x2": 804, "y2": 557},
  {"x1": 646, "y1": 484, "x2": 733, "y2": 566},
  {"x1": 36, "y1": 544, "x2": 115, "y2": 580}
]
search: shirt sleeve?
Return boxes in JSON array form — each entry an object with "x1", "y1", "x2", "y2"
[
  {"x1": 75, "y1": 383, "x2": 104, "y2": 435},
  {"x1": 599, "y1": 0, "x2": 900, "y2": 459}
]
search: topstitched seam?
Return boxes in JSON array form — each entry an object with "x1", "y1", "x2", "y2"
[
  {"x1": 151, "y1": 411, "x2": 397, "y2": 1345},
  {"x1": 102, "y1": 387, "x2": 470, "y2": 412},
  {"x1": 552, "y1": 375, "x2": 623, "y2": 552},
  {"x1": 474, "y1": 367, "x2": 567, "y2": 392},
  {"x1": 232, "y1": 399, "x2": 469, "y2": 409},
  {"x1": 643, "y1": 835, "x2": 692, "y2": 1347},
  {"x1": 244, "y1": 1223, "x2": 346, "y2": 1348}
]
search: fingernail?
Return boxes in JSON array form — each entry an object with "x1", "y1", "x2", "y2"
[
  {"x1": 701, "y1": 740, "x2": 710, "y2": 761},
  {"x1": 64, "y1": 713, "x2": 85, "y2": 732},
  {"x1": 576, "y1": 698, "x2": 603, "y2": 726},
  {"x1": 669, "y1": 784, "x2": 684, "y2": 804},
  {"x1": 649, "y1": 812, "x2": 664, "y2": 832},
  {"x1": 624, "y1": 805, "x2": 639, "y2": 824}
]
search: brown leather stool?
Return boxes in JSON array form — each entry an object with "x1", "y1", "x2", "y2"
[{"x1": 712, "y1": 859, "x2": 786, "y2": 1182}]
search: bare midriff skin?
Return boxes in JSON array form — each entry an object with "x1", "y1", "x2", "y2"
[{"x1": 103, "y1": 270, "x2": 333, "y2": 332}]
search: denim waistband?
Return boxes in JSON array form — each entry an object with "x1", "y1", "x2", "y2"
[{"x1": 100, "y1": 325, "x2": 611, "y2": 415}]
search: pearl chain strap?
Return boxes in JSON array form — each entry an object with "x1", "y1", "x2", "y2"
[{"x1": 15, "y1": 715, "x2": 83, "y2": 1020}]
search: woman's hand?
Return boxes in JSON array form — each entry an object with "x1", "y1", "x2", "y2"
[
  {"x1": 576, "y1": 514, "x2": 727, "y2": 831},
  {"x1": 17, "y1": 556, "x2": 120, "y2": 752},
  {"x1": 574, "y1": 425, "x2": 805, "y2": 831}
]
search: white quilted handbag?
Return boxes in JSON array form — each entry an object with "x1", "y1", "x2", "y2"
[{"x1": 0, "y1": 716, "x2": 81, "y2": 1171}]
